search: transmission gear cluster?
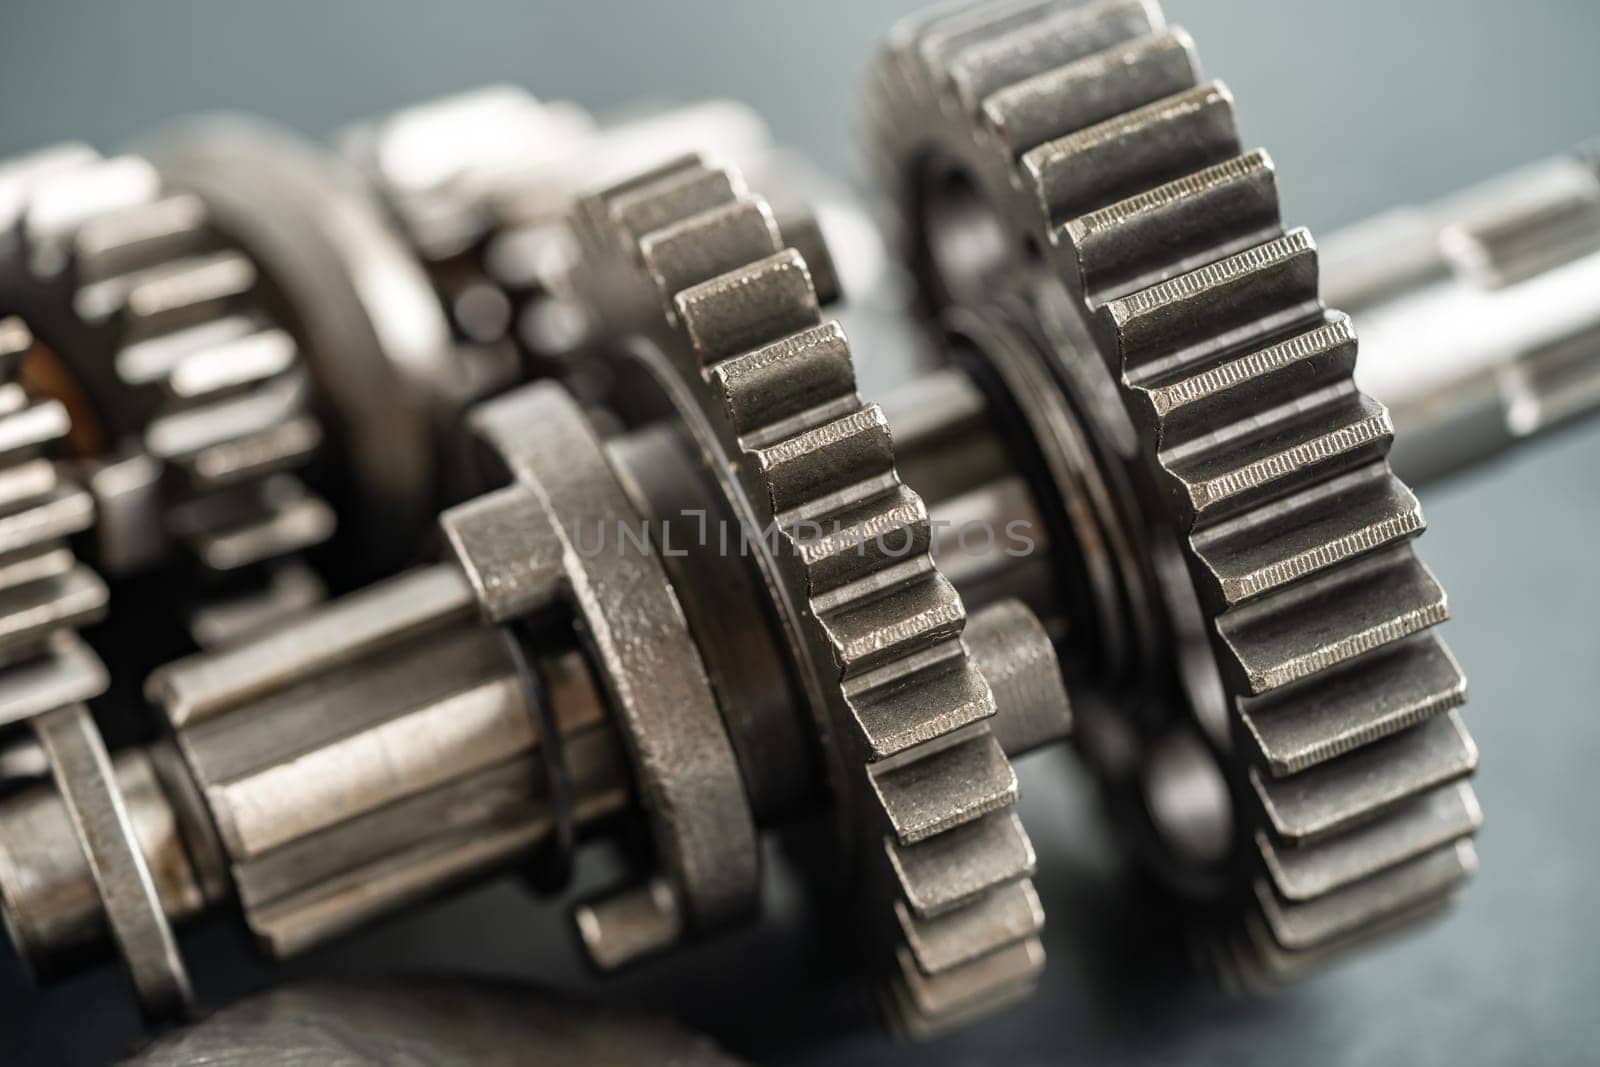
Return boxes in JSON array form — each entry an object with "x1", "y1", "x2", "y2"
[{"x1": 1, "y1": 0, "x2": 1590, "y2": 1055}]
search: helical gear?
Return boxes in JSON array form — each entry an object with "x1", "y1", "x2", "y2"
[{"x1": 868, "y1": 0, "x2": 1480, "y2": 985}]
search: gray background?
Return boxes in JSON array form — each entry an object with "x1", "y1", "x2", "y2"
[{"x1": 3, "y1": 1, "x2": 1599, "y2": 1063}]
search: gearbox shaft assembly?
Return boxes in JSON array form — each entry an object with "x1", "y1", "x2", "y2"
[{"x1": 3, "y1": 0, "x2": 1596, "y2": 1051}]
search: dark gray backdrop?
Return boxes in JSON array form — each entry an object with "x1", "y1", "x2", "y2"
[{"x1": 3, "y1": 2, "x2": 1597, "y2": 1063}]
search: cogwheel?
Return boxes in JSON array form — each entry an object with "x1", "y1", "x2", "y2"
[
  {"x1": 570, "y1": 157, "x2": 1045, "y2": 1033},
  {"x1": 0, "y1": 315, "x2": 108, "y2": 747},
  {"x1": 869, "y1": 0, "x2": 1479, "y2": 984},
  {"x1": 0, "y1": 145, "x2": 332, "y2": 647}
]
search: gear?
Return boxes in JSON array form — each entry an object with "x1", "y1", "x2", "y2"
[
  {"x1": 0, "y1": 144, "x2": 332, "y2": 647},
  {"x1": 869, "y1": 0, "x2": 1479, "y2": 985},
  {"x1": 0, "y1": 315, "x2": 107, "y2": 746},
  {"x1": 569, "y1": 157, "x2": 1046, "y2": 1034}
]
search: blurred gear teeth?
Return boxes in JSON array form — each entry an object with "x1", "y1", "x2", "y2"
[
  {"x1": 871, "y1": 0, "x2": 1480, "y2": 984},
  {"x1": 0, "y1": 146, "x2": 331, "y2": 644},
  {"x1": 0, "y1": 317, "x2": 107, "y2": 728},
  {"x1": 575, "y1": 156, "x2": 1044, "y2": 1034}
]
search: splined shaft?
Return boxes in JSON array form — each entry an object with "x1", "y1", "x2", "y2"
[{"x1": 1326, "y1": 144, "x2": 1600, "y2": 485}]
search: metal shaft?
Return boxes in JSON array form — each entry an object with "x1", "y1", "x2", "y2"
[{"x1": 1325, "y1": 145, "x2": 1600, "y2": 486}]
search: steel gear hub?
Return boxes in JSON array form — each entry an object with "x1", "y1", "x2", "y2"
[{"x1": 868, "y1": 0, "x2": 1481, "y2": 984}]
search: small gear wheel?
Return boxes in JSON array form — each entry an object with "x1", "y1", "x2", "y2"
[
  {"x1": 870, "y1": 0, "x2": 1480, "y2": 984},
  {"x1": 570, "y1": 156, "x2": 1052, "y2": 1032}
]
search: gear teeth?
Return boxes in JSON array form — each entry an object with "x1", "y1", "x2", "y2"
[
  {"x1": 818, "y1": 566, "x2": 966, "y2": 679},
  {"x1": 1134, "y1": 314, "x2": 1356, "y2": 444},
  {"x1": 0, "y1": 463, "x2": 61, "y2": 522},
  {"x1": 183, "y1": 418, "x2": 323, "y2": 491},
  {"x1": 71, "y1": 192, "x2": 211, "y2": 285},
  {"x1": 1238, "y1": 632, "x2": 1465, "y2": 777},
  {"x1": 0, "y1": 485, "x2": 95, "y2": 558},
  {"x1": 870, "y1": 730, "x2": 1018, "y2": 844},
  {"x1": 1258, "y1": 782, "x2": 1480, "y2": 902},
  {"x1": 894, "y1": 878, "x2": 1043, "y2": 974},
  {"x1": 1234, "y1": 892, "x2": 1458, "y2": 990},
  {"x1": 1021, "y1": 83, "x2": 1239, "y2": 224},
  {"x1": 5, "y1": 145, "x2": 327, "y2": 653},
  {"x1": 887, "y1": 809, "x2": 1035, "y2": 918},
  {"x1": 675, "y1": 249, "x2": 822, "y2": 363},
  {"x1": 1189, "y1": 463, "x2": 1423, "y2": 608},
  {"x1": 1062, "y1": 149, "x2": 1281, "y2": 304},
  {"x1": 982, "y1": 27, "x2": 1198, "y2": 158},
  {"x1": 78, "y1": 251, "x2": 255, "y2": 337},
  {"x1": 906, "y1": 0, "x2": 1072, "y2": 81},
  {"x1": 179, "y1": 479, "x2": 336, "y2": 573},
  {"x1": 871, "y1": 0, "x2": 1480, "y2": 987},
  {"x1": 0, "y1": 396, "x2": 71, "y2": 463},
  {"x1": 946, "y1": 0, "x2": 1162, "y2": 115},
  {"x1": 1251, "y1": 711, "x2": 1476, "y2": 845},
  {"x1": 1163, "y1": 386, "x2": 1394, "y2": 525},
  {"x1": 605, "y1": 163, "x2": 746, "y2": 250},
  {"x1": 0, "y1": 632, "x2": 108, "y2": 729},
  {"x1": 1104, "y1": 229, "x2": 1322, "y2": 381},
  {"x1": 754, "y1": 403, "x2": 896, "y2": 515},
  {"x1": 583, "y1": 153, "x2": 1044, "y2": 1031},
  {"x1": 791, "y1": 485, "x2": 931, "y2": 593},
  {"x1": 164, "y1": 328, "x2": 299, "y2": 403},
  {"x1": 708, "y1": 322, "x2": 857, "y2": 442},
  {"x1": 1254, "y1": 839, "x2": 1477, "y2": 952},
  {"x1": 0, "y1": 546, "x2": 73, "y2": 592},
  {"x1": 146, "y1": 376, "x2": 319, "y2": 489},
  {"x1": 23, "y1": 155, "x2": 162, "y2": 274},
  {"x1": 892, "y1": 937, "x2": 1044, "y2": 1036},
  {"x1": 1216, "y1": 546, "x2": 1447, "y2": 696},
  {"x1": 0, "y1": 565, "x2": 108, "y2": 665},
  {"x1": 846, "y1": 649, "x2": 994, "y2": 759},
  {"x1": 641, "y1": 197, "x2": 783, "y2": 302},
  {"x1": 115, "y1": 315, "x2": 256, "y2": 388}
]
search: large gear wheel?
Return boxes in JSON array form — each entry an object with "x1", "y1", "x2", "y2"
[
  {"x1": 0, "y1": 144, "x2": 332, "y2": 648},
  {"x1": 869, "y1": 0, "x2": 1480, "y2": 984},
  {"x1": 568, "y1": 157, "x2": 1047, "y2": 1033}
]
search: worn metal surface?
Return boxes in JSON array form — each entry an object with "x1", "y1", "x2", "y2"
[{"x1": 869, "y1": 0, "x2": 1479, "y2": 985}]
